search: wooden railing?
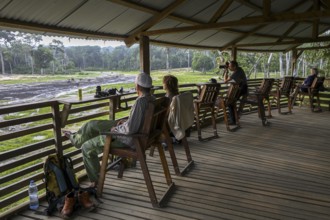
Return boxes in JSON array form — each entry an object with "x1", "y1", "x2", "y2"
[{"x1": 1, "y1": 79, "x2": 329, "y2": 218}]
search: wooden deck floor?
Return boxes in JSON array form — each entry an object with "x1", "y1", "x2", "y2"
[{"x1": 13, "y1": 107, "x2": 330, "y2": 220}]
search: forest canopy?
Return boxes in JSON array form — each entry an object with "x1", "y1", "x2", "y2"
[{"x1": 0, "y1": 30, "x2": 329, "y2": 78}]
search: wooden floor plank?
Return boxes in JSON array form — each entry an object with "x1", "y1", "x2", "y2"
[{"x1": 14, "y1": 108, "x2": 330, "y2": 220}]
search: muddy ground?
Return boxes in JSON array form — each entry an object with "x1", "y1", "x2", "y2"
[{"x1": 0, "y1": 73, "x2": 135, "y2": 106}]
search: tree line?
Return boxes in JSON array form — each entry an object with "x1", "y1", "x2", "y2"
[{"x1": 0, "y1": 30, "x2": 329, "y2": 78}]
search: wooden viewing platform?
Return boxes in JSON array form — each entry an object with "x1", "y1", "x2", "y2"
[{"x1": 11, "y1": 107, "x2": 330, "y2": 220}]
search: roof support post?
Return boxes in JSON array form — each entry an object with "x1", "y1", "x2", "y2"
[
  {"x1": 231, "y1": 47, "x2": 237, "y2": 61},
  {"x1": 139, "y1": 35, "x2": 150, "y2": 74},
  {"x1": 291, "y1": 49, "x2": 297, "y2": 76}
]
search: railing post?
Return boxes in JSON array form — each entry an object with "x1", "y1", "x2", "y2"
[{"x1": 52, "y1": 101, "x2": 63, "y2": 157}]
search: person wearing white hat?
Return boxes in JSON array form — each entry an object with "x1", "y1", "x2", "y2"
[{"x1": 63, "y1": 72, "x2": 154, "y2": 187}]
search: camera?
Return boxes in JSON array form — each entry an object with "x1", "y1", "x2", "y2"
[{"x1": 219, "y1": 61, "x2": 229, "y2": 69}]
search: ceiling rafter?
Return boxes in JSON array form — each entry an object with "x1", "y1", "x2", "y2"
[
  {"x1": 142, "y1": 9, "x2": 330, "y2": 36},
  {"x1": 313, "y1": 0, "x2": 321, "y2": 38},
  {"x1": 233, "y1": 0, "x2": 263, "y2": 11},
  {"x1": 108, "y1": 0, "x2": 199, "y2": 25},
  {"x1": 209, "y1": 0, "x2": 233, "y2": 23},
  {"x1": 220, "y1": 25, "x2": 267, "y2": 51},
  {"x1": 124, "y1": 0, "x2": 187, "y2": 47}
]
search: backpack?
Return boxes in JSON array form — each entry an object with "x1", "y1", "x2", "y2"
[{"x1": 43, "y1": 154, "x2": 79, "y2": 215}]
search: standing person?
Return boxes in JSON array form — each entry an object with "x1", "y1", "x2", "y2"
[
  {"x1": 223, "y1": 60, "x2": 248, "y2": 125},
  {"x1": 63, "y1": 72, "x2": 154, "y2": 187}
]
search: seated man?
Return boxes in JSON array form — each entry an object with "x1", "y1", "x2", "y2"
[
  {"x1": 223, "y1": 60, "x2": 248, "y2": 125},
  {"x1": 300, "y1": 67, "x2": 319, "y2": 92},
  {"x1": 291, "y1": 67, "x2": 319, "y2": 99},
  {"x1": 64, "y1": 72, "x2": 154, "y2": 187}
]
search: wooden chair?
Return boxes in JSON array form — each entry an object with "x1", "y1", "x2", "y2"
[
  {"x1": 149, "y1": 92, "x2": 194, "y2": 176},
  {"x1": 194, "y1": 83, "x2": 220, "y2": 141},
  {"x1": 245, "y1": 78, "x2": 274, "y2": 126},
  {"x1": 293, "y1": 76, "x2": 325, "y2": 112},
  {"x1": 166, "y1": 92, "x2": 194, "y2": 176},
  {"x1": 216, "y1": 83, "x2": 241, "y2": 131},
  {"x1": 273, "y1": 76, "x2": 294, "y2": 114},
  {"x1": 97, "y1": 97, "x2": 175, "y2": 208}
]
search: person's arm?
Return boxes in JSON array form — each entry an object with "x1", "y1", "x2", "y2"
[
  {"x1": 113, "y1": 97, "x2": 145, "y2": 134},
  {"x1": 223, "y1": 68, "x2": 230, "y2": 83}
]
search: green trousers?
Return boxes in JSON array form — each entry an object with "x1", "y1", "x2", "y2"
[{"x1": 70, "y1": 120, "x2": 126, "y2": 182}]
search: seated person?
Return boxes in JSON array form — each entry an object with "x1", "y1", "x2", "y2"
[
  {"x1": 300, "y1": 67, "x2": 318, "y2": 92},
  {"x1": 223, "y1": 60, "x2": 248, "y2": 125},
  {"x1": 162, "y1": 74, "x2": 192, "y2": 143},
  {"x1": 63, "y1": 72, "x2": 154, "y2": 187},
  {"x1": 163, "y1": 74, "x2": 179, "y2": 102},
  {"x1": 291, "y1": 67, "x2": 319, "y2": 99}
]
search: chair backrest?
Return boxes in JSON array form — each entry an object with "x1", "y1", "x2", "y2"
[
  {"x1": 311, "y1": 76, "x2": 325, "y2": 94},
  {"x1": 279, "y1": 76, "x2": 294, "y2": 95},
  {"x1": 168, "y1": 92, "x2": 194, "y2": 140},
  {"x1": 140, "y1": 97, "x2": 169, "y2": 149},
  {"x1": 196, "y1": 83, "x2": 220, "y2": 107},
  {"x1": 258, "y1": 78, "x2": 275, "y2": 97},
  {"x1": 226, "y1": 83, "x2": 241, "y2": 105}
]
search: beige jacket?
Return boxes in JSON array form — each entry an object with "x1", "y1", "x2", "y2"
[{"x1": 168, "y1": 92, "x2": 194, "y2": 140}]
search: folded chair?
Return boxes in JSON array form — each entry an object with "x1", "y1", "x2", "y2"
[
  {"x1": 273, "y1": 76, "x2": 294, "y2": 114},
  {"x1": 245, "y1": 78, "x2": 274, "y2": 126},
  {"x1": 293, "y1": 76, "x2": 325, "y2": 112},
  {"x1": 216, "y1": 83, "x2": 241, "y2": 131},
  {"x1": 97, "y1": 97, "x2": 175, "y2": 208},
  {"x1": 194, "y1": 83, "x2": 220, "y2": 141}
]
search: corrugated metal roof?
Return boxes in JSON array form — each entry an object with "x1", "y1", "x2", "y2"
[{"x1": 0, "y1": 0, "x2": 330, "y2": 52}]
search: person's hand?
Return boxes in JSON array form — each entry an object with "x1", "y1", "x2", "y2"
[{"x1": 116, "y1": 119, "x2": 126, "y2": 126}]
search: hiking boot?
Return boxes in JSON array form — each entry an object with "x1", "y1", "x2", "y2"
[
  {"x1": 61, "y1": 192, "x2": 75, "y2": 217},
  {"x1": 78, "y1": 191, "x2": 94, "y2": 209}
]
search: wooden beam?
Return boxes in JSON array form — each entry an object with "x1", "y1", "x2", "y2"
[
  {"x1": 277, "y1": 22, "x2": 300, "y2": 42},
  {"x1": 0, "y1": 18, "x2": 125, "y2": 41},
  {"x1": 291, "y1": 49, "x2": 298, "y2": 75},
  {"x1": 140, "y1": 36, "x2": 150, "y2": 74},
  {"x1": 297, "y1": 43, "x2": 330, "y2": 50},
  {"x1": 231, "y1": 47, "x2": 237, "y2": 61},
  {"x1": 234, "y1": 0, "x2": 263, "y2": 11},
  {"x1": 142, "y1": 9, "x2": 330, "y2": 36},
  {"x1": 263, "y1": 0, "x2": 271, "y2": 18},
  {"x1": 109, "y1": 0, "x2": 199, "y2": 25},
  {"x1": 313, "y1": 0, "x2": 320, "y2": 39},
  {"x1": 209, "y1": 0, "x2": 233, "y2": 23},
  {"x1": 221, "y1": 25, "x2": 267, "y2": 50},
  {"x1": 124, "y1": 0, "x2": 187, "y2": 47},
  {"x1": 236, "y1": 35, "x2": 330, "y2": 47}
]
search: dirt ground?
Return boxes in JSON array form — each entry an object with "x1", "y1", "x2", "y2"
[{"x1": 0, "y1": 74, "x2": 135, "y2": 106}]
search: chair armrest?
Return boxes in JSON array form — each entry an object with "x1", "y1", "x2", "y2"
[{"x1": 101, "y1": 131, "x2": 148, "y2": 138}]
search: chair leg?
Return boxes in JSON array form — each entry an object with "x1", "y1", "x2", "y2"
[
  {"x1": 222, "y1": 104, "x2": 230, "y2": 131},
  {"x1": 266, "y1": 98, "x2": 272, "y2": 118},
  {"x1": 277, "y1": 91, "x2": 282, "y2": 114},
  {"x1": 136, "y1": 143, "x2": 159, "y2": 207},
  {"x1": 211, "y1": 107, "x2": 218, "y2": 138},
  {"x1": 97, "y1": 135, "x2": 112, "y2": 197},
  {"x1": 194, "y1": 105, "x2": 202, "y2": 141},
  {"x1": 163, "y1": 129, "x2": 181, "y2": 176}
]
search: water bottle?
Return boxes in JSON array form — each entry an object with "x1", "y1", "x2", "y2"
[{"x1": 28, "y1": 180, "x2": 39, "y2": 210}]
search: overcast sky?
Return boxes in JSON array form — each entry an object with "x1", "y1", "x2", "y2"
[{"x1": 42, "y1": 36, "x2": 125, "y2": 47}]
